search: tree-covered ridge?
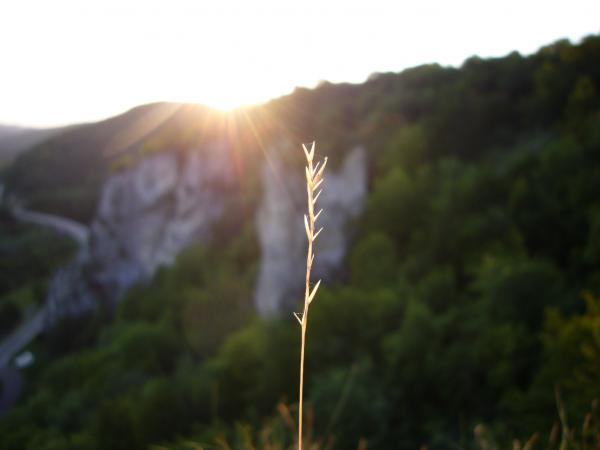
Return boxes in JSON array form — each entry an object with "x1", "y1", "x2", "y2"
[
  {"x1": 1, "y1": 35, "x2": 600, "y2": 449},
  {"x1": 8, "y1": 36, "x2": 599, "y2": 224}
]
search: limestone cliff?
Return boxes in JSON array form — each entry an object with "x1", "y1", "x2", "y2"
[
  {"x1": 45, "y1": 143, "x2": 367, "y2": 323},
  {"x1": 46, "y1": 143, "x2": 234, "y2": 322},
  {"x1": 254, "y1": 146, "x2": 367, "y2": 315}
]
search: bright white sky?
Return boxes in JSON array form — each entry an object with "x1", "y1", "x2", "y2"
[{"x1": 1, "y1": 0, "x2": 599, "y2": 127}]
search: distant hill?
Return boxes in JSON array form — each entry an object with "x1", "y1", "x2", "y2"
[
  {"x1": 0, "y1": 125, "x2": 65, "y2": 166},
  {"x1": 3, "y1": 103, "x2": 222, "y2": 222}
]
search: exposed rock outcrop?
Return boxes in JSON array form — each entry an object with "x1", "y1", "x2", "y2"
[
  {"x1": 46, "y1": 143, "x2": 234, "y2": 323},
  {"x1": 44, "y1": 142, "x2": 368, "y2": 323},
  {"x1": 254, "y1": 146, "x2": 368, "y2": 315}
]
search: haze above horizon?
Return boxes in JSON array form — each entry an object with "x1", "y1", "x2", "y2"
[{"x1": 1, "y1": 0, "x2": 599, "y2": 128}]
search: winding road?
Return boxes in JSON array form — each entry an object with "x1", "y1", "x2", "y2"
[
  {"x1": 0, "y1": 203, "x2": 89, "y2": 415},
  {"x1": 0, "y1": 308, "x2": 45, "y2": 368},
  {"x1": 11, "y1": 205, "x2": 89, "y2": 246}
]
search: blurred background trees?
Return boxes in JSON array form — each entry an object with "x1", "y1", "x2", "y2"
[{"x1": 1, "y1": 35, "x2": 600, "y2": 449}]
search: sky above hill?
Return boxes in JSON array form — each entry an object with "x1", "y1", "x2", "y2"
[{"x1": 2, "y1": 0, "x2": 599, "y2": 128}]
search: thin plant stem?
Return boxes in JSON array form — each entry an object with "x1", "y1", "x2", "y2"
[{"x1": 296, "y1": 141, "x2": 327, "y2": 450}]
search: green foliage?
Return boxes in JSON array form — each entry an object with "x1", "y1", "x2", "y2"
[
  {"x1": 0, "y1": 298, "x2": 21, "y2": 335},
  {"x1": 349, "y1": 232, "x2": 398, "y2": 288},
  {"x1": 211, "y1": 320, "x2": 298, "y2": 421},
  {"x1": 542, "y1": 292, "x2": 600, "y2": 416},
  {"x1": 379, "y1": 123, "x2": 430, "y2": 171},
  {"x1": 472, "y1": 256, "x2": 565, "y2": 330},
  {"x1": 0, "y1": 214, "x2": 76, "y2": 335},
  {"x1": 0, "y1": 215, "x2": 76, "y2": 296},
  {"x1": 310, "y1": 362, "x2": 389, "y2": 449},
  {"x1": 309, "y1": 286, "x2": 402, "y2": 369}
]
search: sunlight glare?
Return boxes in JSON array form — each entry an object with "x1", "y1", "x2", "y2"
[{"x1": 1, "y1": 0, "x2": 599, "y2": 126}]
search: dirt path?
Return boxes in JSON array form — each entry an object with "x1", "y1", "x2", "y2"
[
  {"x1": 0, "y1": 309, "x2": 44, "y2": 416},
  {"x1": 0, "y1": 308, "x2": 45, "y2": 368},
  {"x1": 12, "y1": 205, "x2": 89, "y2": 246},
  {"x1": 0, "y1": 203, "x2": 88, "y2": 368},
  {"x1": 0, "y1": 205, "x2": 89, "y2": 413}
]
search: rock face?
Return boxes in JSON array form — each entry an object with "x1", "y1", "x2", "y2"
[
  {"x1": 46, "y1": 143, "x2": 234, "y2": 322},
  {"x1": 45, "y1": 142, "x2": 368, "y2": 323},
  {"x1": 89, "y1": 145, "x2": 233, "y2": 301},
  {"x1": 254, "y1": 146, "x2": 368, "y2": 315}
]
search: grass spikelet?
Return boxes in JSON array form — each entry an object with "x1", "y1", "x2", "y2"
[{"x1": 296, "y1": 141, "x2": 327, "y2": 450}]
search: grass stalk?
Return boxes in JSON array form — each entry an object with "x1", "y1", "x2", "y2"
[{"x1": 296, "y1": 142, "x2": 327, "y2": 450}]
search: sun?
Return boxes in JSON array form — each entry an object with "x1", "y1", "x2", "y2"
[
  {"x1": 159, "y1": 63, "x2": 291, "y2": 113},
  {"x1": 195, "y1": 83, "x2": 276, "y2": 112},
  {"x1": 201, "y1": 93, "x2": 247, "y2": 112}
]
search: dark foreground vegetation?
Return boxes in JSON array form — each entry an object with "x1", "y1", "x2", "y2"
[{"x1": 1, "y1": 35, "x2": 600, "y2": 449}]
